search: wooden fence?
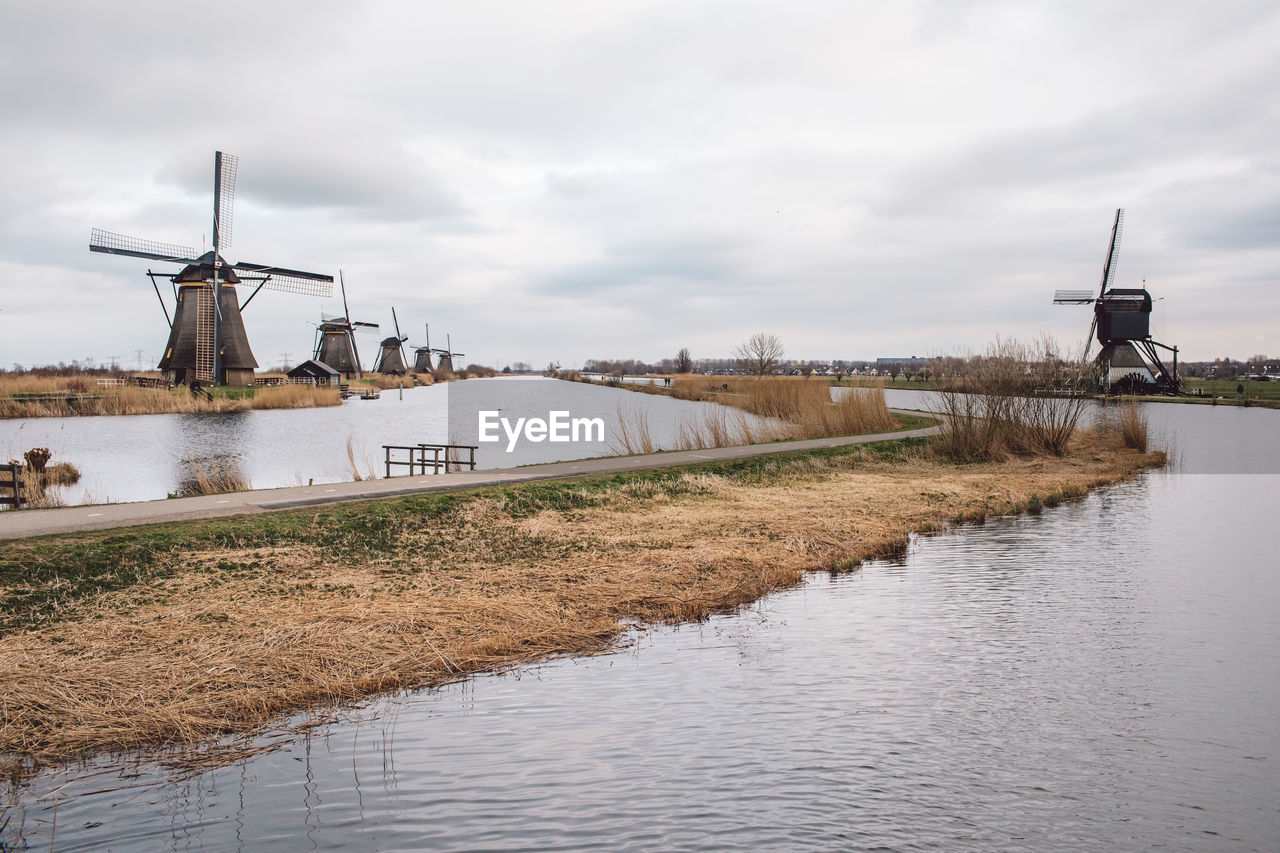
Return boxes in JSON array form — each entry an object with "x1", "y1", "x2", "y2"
[
  {"x1": 0, "y1": 462, "x2": 25, "y2": 508},
  {"x1": 383, "y1": 444, "x2": 479, "y2": 477}
]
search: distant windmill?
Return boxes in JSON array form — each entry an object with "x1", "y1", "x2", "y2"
[
  {"x1": 433, "y1": 333, "x2": 464, "y2": 374},
  {"x1": 411, "y1": 323, "x2": 435, "y2": 374},
  {"x1": 1053, "y1": 209, "x2": 1179, "y2": 393},
  {"x1": 373, "y1": 307, "x2": 409, "y2": 375},
  {"x1": 89, "y1": 151, "x2": 333, "y2": 386},
  {"x1": 313, "y1": 271, "x2": 379, "y2": 378}
]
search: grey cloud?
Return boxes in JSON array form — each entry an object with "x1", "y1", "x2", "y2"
[{"x1": 153, "y1": 144, "x2": 467, "y2": 225}]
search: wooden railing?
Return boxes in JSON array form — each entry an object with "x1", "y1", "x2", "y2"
[
  {"x1": 383, "y1": 444, "x2": 479, "y2": 477},
  {"x1": 0, "y1": 463, "x2": 25, "y2": 508}
]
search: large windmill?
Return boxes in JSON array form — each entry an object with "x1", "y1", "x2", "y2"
[
  {"x1": 313, "y1": 272, "x2": 379, "y2": 378},
  {"x1": 90, "y1": 151, "x2": 334, "y2": 386},
  {"x1": 1053, "y1": 209, "x2": 1180, "y2": 393},
  {"x1": 373, "y1": 307, "x2": 409, "y2": 375}
]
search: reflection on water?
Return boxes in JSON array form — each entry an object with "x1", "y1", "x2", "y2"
[
  {"x1": 4, "y1": 403, "x2": 1279, "y2": 850},
  {"x1": 171, "y1": 413, "x2": 254, "y2": 497}
]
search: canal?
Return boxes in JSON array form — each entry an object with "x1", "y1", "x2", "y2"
[{"x1": 1, "y1": 393, "x2": 1277, "y2": 850}]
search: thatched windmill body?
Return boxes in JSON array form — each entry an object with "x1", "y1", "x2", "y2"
[
  {"x1": 373, "y1": 307, "x2": 409, "y2": 375},
  {"x1": 1053, "y1": 209, "x2": 1180, "y2": 393},
  {"x1": 313, "y1": 273, "x2": 378, "y2": 378},
  {"x1": 90, "y1": 152, "x2": 333, "y2": 386}
]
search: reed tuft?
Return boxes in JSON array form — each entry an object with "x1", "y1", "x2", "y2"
[
  {"x1": 1117, "y1": 402, "x2": 1148, "y2": 450},
  {"x1": 175, "y1": 459, "x2": 251, "y2": 498}
]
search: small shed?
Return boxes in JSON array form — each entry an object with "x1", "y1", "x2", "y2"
[{"x1": 287, "y1": 359, "x2": 341, "y2": 386}]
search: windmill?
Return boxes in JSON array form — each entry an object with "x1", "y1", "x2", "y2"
[
  {"x1": 313, "y1": 271, "x2": 379, "y2": 378},
  {"x1": 373, "y1": 307, "x2": 409, "y2": 374},
  {"x1": 432, "y1": 333, "x2": 464, "y2": 374},
  {"x1": 411, "y1": 323, "x2": 434, "y2": 373},
  {"x1": 90, "y1": 151, "x2": 333, "y2": 386},
  {"x1": 1053, "y1": 209, "x2": 1179, "y2": 393}
]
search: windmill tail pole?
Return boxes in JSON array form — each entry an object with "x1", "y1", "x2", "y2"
[{"x1": 147, "y1": 270, "x2": 172, "y2": 329}]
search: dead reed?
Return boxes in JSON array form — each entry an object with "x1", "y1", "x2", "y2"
[
  {"x1": 0, "y1": 429, "x2": 1166, "y2": 765},
  {"x1": 611, "y1": 378, "x2": 894, "y2": 452},
  {"x1": 175, "y1": 459, "x2": 251, "y2": 497},
  {"x1": 610, "y1": 401, "x2": 657, "y2": 455},
  {"x1": 931, "y1": 336, "x2": 1089, "y2": 461},
  {"x1": 1119, "y1": 403, "x2": 1148, "y2": 450},
  {"x1": 342, "y1": 437, "x2": 379, "y2": 480},
  {"x1": 0, "y1": 382, "x2": 340, "y2": 419}
]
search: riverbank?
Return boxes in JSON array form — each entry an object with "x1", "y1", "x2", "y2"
[
  {"x1": 0, "y1": 430, "x2": 1165, "y2": 768},
  {"x1": 0, "y1": 382, "x2": 343, "y2": 418}
]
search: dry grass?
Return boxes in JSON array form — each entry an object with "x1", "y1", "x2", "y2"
[
  {"x1": 674, "y1": 407, "x2": 779, "y2": 450},
  {"x1": 344, "y1": 437, "x2": 379, "y2": 481},
  {"x1": 1118, "y1": 402, "x2": 1149, "y2": 450},
  {"x1": 0, "y1": 381, "x2": 340, "y2": 418},
  {"x1": 691, "y1": 377, "x2": 894, "y2": 438},
  {"x1": 355, "y1": 374, "x2": 411, "y2": 391},
  {"x1": 0, "y1": 431, "x2": 1165, "y2": 765},
  {"x1": 609, "y1": 401, "x2": 658, "y2": 454},
  {"x1": 609, "y1": 379, "x2": 894, "y2": 452}
]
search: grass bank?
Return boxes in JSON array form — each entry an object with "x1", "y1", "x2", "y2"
[
  {"x1": 0, "y1": 379, "x2": 341, "y2": 418},
  {"x1": 0, "y1": 427, "x2": 1164, "y2": 768}
]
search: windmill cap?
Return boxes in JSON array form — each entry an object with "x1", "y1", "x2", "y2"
[{"x1": 173, "y1": 251, "x2": 241, "y2": 284}]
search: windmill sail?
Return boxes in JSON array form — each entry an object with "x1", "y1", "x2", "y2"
[
  {"x1": 214, "y1": 151, "x2": 238, "y2": 255},
  {"x1": 232, "y1": 264, "x2": 334, "y2": 297},
  {"x1": 89, "y1": 229, "x2": 197, "y2": 263}
]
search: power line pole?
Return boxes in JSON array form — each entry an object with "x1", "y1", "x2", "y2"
[{"x1": 279, "y1": 352, "x2": 292, "y2": 371}]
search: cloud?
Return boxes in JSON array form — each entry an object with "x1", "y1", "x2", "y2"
[
  {"x1": 2, "y1": 1, "x2": 1279, "y2": 368},
  {"x1": 155, "y1": 143, "x2": 468, "y2": 225}
]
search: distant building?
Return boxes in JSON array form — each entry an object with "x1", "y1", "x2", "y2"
[
  {"x1": 876, "y1": 357, "x2": 932, "y2": 370},
  {"x1": 287, "y1": 359, "x2": 342, "y2": 385}
]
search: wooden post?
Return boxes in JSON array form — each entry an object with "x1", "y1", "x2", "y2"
[{"x1": 1, "y1": 462, "x2": 25, "y2": 507}]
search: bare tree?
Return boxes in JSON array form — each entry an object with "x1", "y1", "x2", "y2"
[
  {"x1": 674, "y1": 347, "x2": 694, "y2": 373},
  {"x1": 734, "y1": 333, "x2": 784, "y2": 377}
]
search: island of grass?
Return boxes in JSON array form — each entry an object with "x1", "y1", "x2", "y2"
[{"x1": 0, "y1": 419, "x2": 1164, "y2": 771}]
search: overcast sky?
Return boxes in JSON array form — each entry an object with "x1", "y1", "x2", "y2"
[{"x1": 2, "y1": 1, "x2": 1277, "y2": 370}]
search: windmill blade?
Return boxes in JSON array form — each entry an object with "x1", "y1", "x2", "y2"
[
  {"x1": 214, "y1": 151, "x2": 238, "y2": 255},
  {"x1": 339, "y1": 269, "x2": 353, "y2": 322},
  {"x1": 1080, "y1": 315, "x2": 1098, "y2": 365},
  {"x1": 1053, "y1": 290, "x2": 1096, "y2": 304},
  {"x1": 89, "y1": 228, "x2": 198, "y2": 263},
  {"x1": 352, "y1": 321, "x2": 380, "y2": 335},
  {"x1": 1097, "y1": 208, "x2": 1124, "y2": 298},
  {"x1": 232, "y1": 263, "x2": 334, "y2": 297},
  {"x1": 391, "y1": 306, "x2": 402, "y2": 340}
]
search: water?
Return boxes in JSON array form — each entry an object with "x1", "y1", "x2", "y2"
[
  {"x1": 0, "y1": 378, "x2": 768, "y2": 505},
  {"x1": 3, "y1": 399, "x2": 1279, "y2": 850}
]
